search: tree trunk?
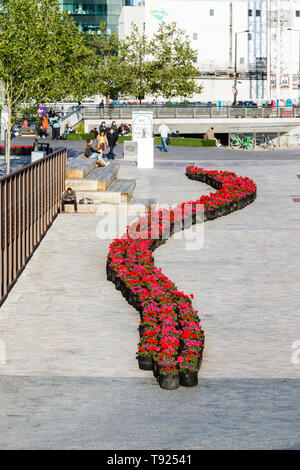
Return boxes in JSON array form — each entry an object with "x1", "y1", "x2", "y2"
[{"x1": 6, "y1": 95, "x2": 12, "y2": 175}]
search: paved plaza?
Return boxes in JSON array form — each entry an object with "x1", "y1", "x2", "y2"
[{"x1": 0, "y1": 141, "x2": 300, "y2": 449}]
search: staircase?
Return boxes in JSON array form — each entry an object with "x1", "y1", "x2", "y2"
[{"x1": 64, "y1": 157, "x2": 142, "y2": 213}]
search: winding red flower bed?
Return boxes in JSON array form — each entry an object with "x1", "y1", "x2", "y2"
[{"x1": 106, "y1": 165, "x2": 257, "y2": 389}]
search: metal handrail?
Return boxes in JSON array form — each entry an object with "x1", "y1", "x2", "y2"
[
  {"x1": 81, "y1": 105, "x2": 300, "y2": 120},
  {"x1": 0, "y1": 148, "x2": 67, "y2": 305}
]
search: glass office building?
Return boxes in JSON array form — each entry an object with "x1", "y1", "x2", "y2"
[{"x1": 60, "y1": 1, "x2": 134, "y2": 34}]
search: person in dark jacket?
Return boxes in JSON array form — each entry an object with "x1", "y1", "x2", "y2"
[
  {"x1": 107, "y1": 128, "x2": 119, "y2": 159},
  {"x1": 99, "y1": 121, "x2": 107, "y2": 134},
  {"x1": 91, "y1": 127, "x2": 99, "y2": 139},
  {"x1": 61, "y1": 187, "x2": 78, "y2": 213}
]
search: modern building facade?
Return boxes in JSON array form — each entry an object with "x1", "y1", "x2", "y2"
[
  {"x1": 119, "y1": 0, "x2": 300, "y2": 103},
  {"x1": 60, "y1": 0, "x2": 134, "y2": 34}
]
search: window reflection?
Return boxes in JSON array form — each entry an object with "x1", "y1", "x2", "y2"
[{"x1": 61, "y1": 1, "x2": 131, "y2": 33}]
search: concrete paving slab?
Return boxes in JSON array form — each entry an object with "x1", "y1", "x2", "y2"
[{"x1": 1, "y1": 145, "x2": 300, "y2": 449}]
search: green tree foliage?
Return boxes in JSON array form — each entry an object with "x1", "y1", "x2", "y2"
[
  {"x1": 118, "y1": 24, "x2": 153, "y2": 102},
  {"x1": 86, "y1": 22, "x2": 128, "y2": 101},
  {"x1": 86, "y1": 21, "x2": 201, "y2": 103},
  {"x1": 149, "y1": 22, "x2": 202, "y2": 101},
  {"x1": 0, "y1": 0, "x2": 97, "y2": 172}
]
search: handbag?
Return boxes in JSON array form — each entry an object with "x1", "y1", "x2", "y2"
[{"x1": 79, "y1": 197, "x2": 93, "y2": 205}]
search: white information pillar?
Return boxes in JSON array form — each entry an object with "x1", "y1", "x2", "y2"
[
  {"x1": 132, "y1": 111, "x2": 154, "y2": 169},
  {"x1": 137, "y1": 138, "x2": 154, "y2": 169}
]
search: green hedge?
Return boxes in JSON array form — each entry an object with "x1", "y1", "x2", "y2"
[
  {"x1": 66, "y1": 133, "x2": 216, "y2": 147},
  {"x1": 66, "y1": 133, "x2": 94, "y2": 140},
  {"x1": 117, "y1": 135, "x2": 132, "y2": 143},
  {"x1": 66, "y1": 133, "x2": 132, "y2": 142},
  {"x1": 154, "y1": 137, "x2": 216, "y2": 147}
]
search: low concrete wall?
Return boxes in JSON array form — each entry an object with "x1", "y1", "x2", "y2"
[{"x1": 84, "y1": 118, "x2": 300, "y2": 145}]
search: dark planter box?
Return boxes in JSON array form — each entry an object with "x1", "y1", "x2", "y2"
[
  {"x1": 115, "y1": 277, "x2": 122, "y2": 290},
  {"x1": 206, "y1": 210, "x2": 217, "y2": 220},
  {"x1": 153, "y1": 361, "x2": 159, "y2": 378},
  {"x1": 138, "y1": 356, "x2": 153, "y2": 371},
  {"x1": 179, "y1": 371, "x2": 198, "y2": 387},
  {"x1": 0, "y1": 145, "x2": 33, "y2": 156},
  {"x1": 159, "y1": 374, "x2": 180, "y2": 390}
]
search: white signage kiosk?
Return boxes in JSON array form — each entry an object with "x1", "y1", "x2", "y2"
[{"x1": 132, "y1": 111, "x2": 154, "y2": 169}]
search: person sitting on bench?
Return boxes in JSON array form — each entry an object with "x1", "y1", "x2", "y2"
[
  {"x1": 61, "y1": 187, "x2": 78, "y2": 213},
  {"x1": 83, "y1": 139, "x2": 110, "y2": 166}
]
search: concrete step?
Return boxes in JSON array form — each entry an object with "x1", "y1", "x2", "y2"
[
  {"x1": 131, "y1": 198, "x2": 156, "y2": 212},
  {"x1": 75, "y1": 179, "x2": 136, "y2": 204},
  {"x1": 63, "y1": 202, "x2": 149, "y2": 214},
  {"x1": 75, "y1": 190, "x2": 121, "y2": 205},
  {"x1": 106, "y1": 179, "x2": 136, "y2": 203},
  {"x1": 66, "y1": 156, "x2": 96, "y2": 179},
  {"x1": 66, "y1": 164, "x2": 120, "y2": 192}
]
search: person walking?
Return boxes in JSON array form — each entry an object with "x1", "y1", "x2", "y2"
[
  {"x1": 158, "y1": 121, "x2": 171, "y2": 152},
  {"x1": 96, "y1": 130, "x2": 109, "y2": 160},
  {"x1": 41, "y1": 116, "x2": 48, "y2": 139},
  {"x1": 52, "y1": 115, "x2": 61, "y2": 140},
  {"x1": 107, "y1": 128, "x2": 118, "y2": 160}
]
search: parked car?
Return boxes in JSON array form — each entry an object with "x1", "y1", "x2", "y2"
[{"x1": 231, "y1": 100, "x2": 258, "y2": 108}]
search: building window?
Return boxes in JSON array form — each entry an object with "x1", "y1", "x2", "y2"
[
  {"x1": 256, "y1": 10, "x2": 261, "y2": 17},
  {"x1": 248, "y1": 33, "x2": 252, "y2": 40},
  {"x1": 193, "y1": 33, "x2": 198, "y2": 40},
  {"x1": 248, "y1": 9, "x2": 252, "y2": 16},
  {"x1": 240, "y1": 57, "x2": 245, "y2": 64},
  {"x1": 296, "y1": 10, "x2": 300, "y2": 17},
  {"x1": 209, "y1": 9, "x2": 214, "y2": 16}
]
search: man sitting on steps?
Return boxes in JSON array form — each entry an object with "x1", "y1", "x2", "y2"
[
  {"x1": 83, "y1": 139, "x2": 110, "y2": 167},
  {"x1": 61, "y1": 187, "x2": 78, "y2": 213}
]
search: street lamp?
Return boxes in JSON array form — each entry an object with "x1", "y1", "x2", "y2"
[
  {"x1": 233, "y1": 30, "x2": 249, "y2": 104},
  {"x1": 287, "y1": 28, "x2": 300, "y2": 103}
]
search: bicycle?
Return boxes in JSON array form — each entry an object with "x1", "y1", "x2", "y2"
[
  {"x1": 261, "y1": 135, "x2": 275, "y2": 150},
  {"x1": 254, "y1": 134, "x2": 276, "y2": 150},
  {"x1": 230, "y1": 132, "x2": 254, "y2": 150}
]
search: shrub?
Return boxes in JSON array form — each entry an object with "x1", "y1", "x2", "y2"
[
  {"x1": 73, "y1": 121, "x2": 85, "y2": 134},
  {"x1": 66, "y1": 133, "x2": 94, "y2": 141},
  {"x1": 154, "y1": 137, "x2": 216, "y2": 147}
]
